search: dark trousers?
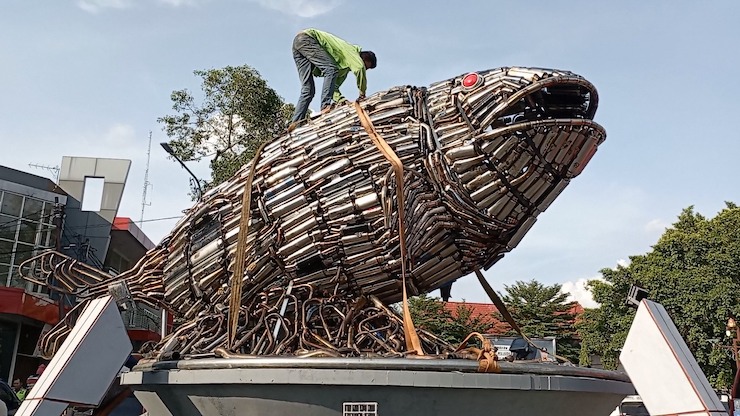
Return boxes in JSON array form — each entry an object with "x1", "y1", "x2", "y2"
[{"x1": 291, "y1": 32, "x2": 338, "y2": 123}]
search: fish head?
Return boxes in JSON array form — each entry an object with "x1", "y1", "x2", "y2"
[{"x1": 425, "y1": 67, "x2": 606, "y2": 258}]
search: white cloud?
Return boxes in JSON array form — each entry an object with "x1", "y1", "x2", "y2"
[
  {"x1": 247, "y1": 0, "x2": 344, "y2": 18},
  {"x1": 645, "y1": 218, "x2": 669, "y2": 233},
  {"x1": 561, "y1": 276, "x2": 603, "y2": 308},
  {"x1": 77, "y1": 0, "x2": 200, "y2": 13},
  {"x1": 77, "y1": 0, "x2": 133, "y2": 13},
  {"x1": 102, "y1": 123, "x2": 138, "y2": 147},
  {"x1": 617, "y1": 258, "x2": 630, "y2": 268},
  {"x1": 158, "y1": 0, "x2": 201, "y2": 6}
]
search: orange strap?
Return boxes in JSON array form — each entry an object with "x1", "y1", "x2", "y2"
[
  {"x1": 228, "y1": 140, "x2": 270, "y2": 349},
  {"x1": 354, "y1": 101, "x2": 425, "y2": 356},
  {"x1": 455, "y1": 331, "x2": 501, "y2": 373},
  {"x1": 475, "y1": 269, "x2": 571, "y2": 364}
]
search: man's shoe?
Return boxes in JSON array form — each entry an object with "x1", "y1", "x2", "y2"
[{"x1": 287, "y1": 121, "x2": 299, "y2": 133}]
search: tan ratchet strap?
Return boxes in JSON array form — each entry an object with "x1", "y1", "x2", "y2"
[
  {"x1": 455, "y1": 331, "x2": 501, "y2": 373},
  {"x1": 354, "y1": 100, "x2": 425, "y2": 356},
  {"x1": 228, "y1": 140, "x2": 270, "y2": 349},
  {"x1": 475, "y1": 269, "x2": 570, "y2": 363}
]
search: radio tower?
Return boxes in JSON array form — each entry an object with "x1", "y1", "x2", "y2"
[{"x1": 140, "y1": 132, "x2": 153, "y2": 228}]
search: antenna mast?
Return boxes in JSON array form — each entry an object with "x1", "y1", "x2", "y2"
[
  {"x1": 28, "y1": 163, "x2": 61, "y2": 182},
  {"x1": 140, "y1": 132, "x2": 153, "y2": 228}
]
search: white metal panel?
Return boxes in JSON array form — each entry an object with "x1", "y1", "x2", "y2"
[
  {"x1": 15, "y1": 398, "x2": 68, "y2": 416},
  {"x1": 18, "y1": 296, "x2": 132, "y2": 416},
  {"x1": 132, "y1": 391, "x2": 174, "y2": 416},
  {"x1": 101, "y1": 182, "x2": 126, "y2": 211},
  {"x1": 93, "y1": 158, "x2": 131, "y2": 183},
  {"x1": 620, "y1": 299, "x2": 728, "y2": 416},
  {"x1": 60, "y1": 156, "x2": 97, "y2": 182},
  {"x1": 57, "y1": 180, "x2": 84, "y2": 201}
]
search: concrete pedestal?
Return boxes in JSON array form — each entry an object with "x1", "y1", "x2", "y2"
[{"x1": 121, "y1": 357, "x2": 634, "y2": 416}]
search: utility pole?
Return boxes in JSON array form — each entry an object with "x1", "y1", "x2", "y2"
[
  {"x1": 52, "y1": 197, "x2": 67, "y2": 319},
  {"x1": 727, "y1": 318, "x2": 740, "y2": 414},
  {"x1": 52, "y1": 197, "x2": 64, "y2": 251},
  {"x1": 140, "y1": 132, "x2": 153, "y2": 228}
]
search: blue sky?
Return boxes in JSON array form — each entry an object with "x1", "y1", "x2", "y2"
[{"x1": 1, "y1": 1, "x2": 738, "y2": 306}]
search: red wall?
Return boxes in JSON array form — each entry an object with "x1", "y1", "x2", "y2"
[{"x1": 0, "y1": 287, "x2": 62, "y2": 325}]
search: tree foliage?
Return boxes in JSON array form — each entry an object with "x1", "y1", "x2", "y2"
[
  {"x1": 501, "y1": 280, "x2": 580, "y2": 362},
  {"x1": 158, "y1": 65, "x2": 294, "y2": 191},
  {"x1": 408, "y1": 294, "x2": 492, "y2": 345},
  {"x1": 577, "y1": 203, "x2": 740, "y2": 388}
]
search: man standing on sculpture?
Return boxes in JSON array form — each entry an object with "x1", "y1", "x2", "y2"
[{"x1": 289, "y1": 28, "x2": 377, "y2": 129}]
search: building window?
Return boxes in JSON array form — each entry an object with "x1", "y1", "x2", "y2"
[
  {"x1": 18, "y1": 220, "x2": 38, "y2": 244},
  {"x1": 1, "y1": 192, "x2": 23, "y2": 217},
  {"x1": 22, "y1": 198, "x2": 44, "y2": 222},
  {"x1": 81, "y1": 177, "x2": 105, "y2": 212},
  {"x1": 0, "y1": 191, "x2": 56, "y2": 289}
]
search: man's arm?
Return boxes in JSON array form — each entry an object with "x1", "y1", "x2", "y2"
[
  {"x1": 354, "y1": 66, "x2": 367, "y2": 99},
  {"x1": 332, "y1": 70, "x2": 349, "y2": 103}
]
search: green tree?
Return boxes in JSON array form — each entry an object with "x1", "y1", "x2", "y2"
[
  {"x1": 501, "y1": 280, "x2": 580, "y2": 362},
  {"x1": 408, "y1": 294, "x2": 493, "y2": 345},
  {"x1": 447, "y1": 302, "x2": 495, "y2": 344},
  {"x1": 577, "y1": 203, "x2": 740, "y2": 388},
  {"x1": 158, "y1": 65, "x2": 294, "y2": 191}
]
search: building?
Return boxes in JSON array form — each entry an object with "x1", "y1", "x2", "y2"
[
  {"x1": 443, "y1": 301, "x2": 584, "y2": 360},
  {"x1": 0, "y1": 159, "x2": 161, "y2": 383}
]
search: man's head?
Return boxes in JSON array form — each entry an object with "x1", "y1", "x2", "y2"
[
  {"x1": 360, "y1": 51, "x2": 377, "y2": 69},
  {"x1": 12, "y1": 379, "x2": 23, "y2": 390}
]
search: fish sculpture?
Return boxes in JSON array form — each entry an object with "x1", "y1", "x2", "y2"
[{"x1": 22, "y1": 66, "x2": 605, "y2": 358}]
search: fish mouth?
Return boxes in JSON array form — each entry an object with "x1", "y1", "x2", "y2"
[
  {"x1": 458, "y1": 74, "x2": 607, "y2": 179},
  {"x1": 462, "y1": 73, "x2": 603, "y2": 135}
]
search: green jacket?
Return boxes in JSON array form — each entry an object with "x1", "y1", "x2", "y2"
[
  {"x1": 303, "y1": 28, "x2": 367, "y2": 102},
  {"x1": 15, "y1": 388, "x2": 27, "y2": 401}
]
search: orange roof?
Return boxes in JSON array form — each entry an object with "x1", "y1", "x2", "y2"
[
  {"x1": 443, "y1": 301, "x2": 498, "y2": 317},
  {"x1": 442, "y1": 301, "x2": 509, "y2": 334},
  {"x1": 443, "y1": 301, "x2": 583, "y2": 335}
]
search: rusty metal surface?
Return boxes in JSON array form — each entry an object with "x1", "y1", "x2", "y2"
[{"x1": 20, "y1": 66, "x2": 605, "y2": 360}]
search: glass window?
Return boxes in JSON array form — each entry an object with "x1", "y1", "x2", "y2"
[
  {"x1": 13, "y1": 244, "x2": 34, "y2": 265},
  {"x1": 40, "y1": 228, "x2": 52, "y2": 247},
  {"x1": 0, "y1": 264, "x2": 9, "y2": 286},
  {"x1": 0, "y1": 239, "x2": 13, "y2": 265},
  {"x1": 18, "y1": 220, "x2": 39, "y2": 244},
  {"x1": 0, "y1": 214, "x2": 18, "y2": 240},
  {"x1": 43, "y1": 202, "x2": 54, "y2": 224},
  {"x1": 0, "y1": 192, "x2": 23, "y2": 217},
  {"x1": 22, "y1": 198, "x2": 44, "y2": 222},
  {"x1": 9, "y1": 268, "x2": 25, "y2": 288}
]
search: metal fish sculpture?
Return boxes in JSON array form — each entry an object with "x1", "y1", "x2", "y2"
[{"x1": 22, "y1": 67, "x2": 605, "y2": 358}]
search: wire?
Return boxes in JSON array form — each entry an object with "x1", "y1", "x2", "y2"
[
  {"x1": 61, "y1": 215, "x2": 183, "y2": 231},
  {"x1": 1, "y1": 212, "x2": 180, "y2": 232},
  {"x1": 0, "y1": 209, "x2": 49, "y2": 230},
  {"x1": 0, "y1": 245, "x2": 54, "y2": 257},
  {"x1": 89, "y1": 251, "x2": 105, "y2": 269}
]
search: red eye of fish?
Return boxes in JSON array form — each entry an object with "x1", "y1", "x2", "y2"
[{"x1": 462, "y1": 72, "x2": 483, "y2": 90}]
